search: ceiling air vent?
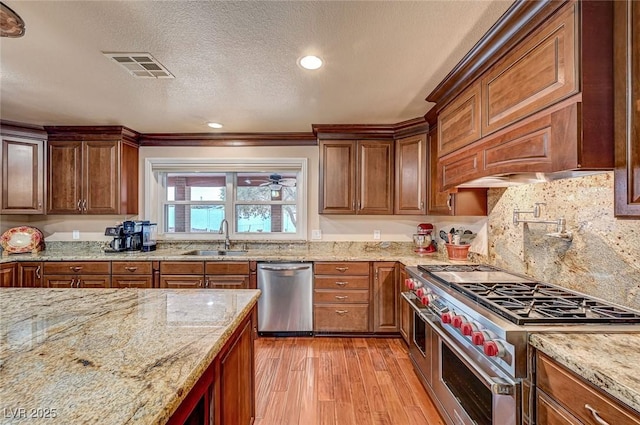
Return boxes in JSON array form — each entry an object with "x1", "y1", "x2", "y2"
[{"x1": 103, "y1": 52, "x2": 174, "y2": 79}]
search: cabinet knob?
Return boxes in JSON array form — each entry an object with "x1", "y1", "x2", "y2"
[
  {"x1": 335, "y1": 267, "x2": 348, "y2": 272},
  {"x1": 124, "y1": 267, "x2": 138, "y2": 272},
  {"x1": 335, "y1": 310, "x2": 348, "y2": 315},
  {"x1": 335, "y1": 281, "x2": 348, "y2": 286},
  {"x1": 70, "y1": 266, "x2": 83, "y2": 272},
  {"x1": 334, "y1": 295, "x2": 348, "y2": 300}
]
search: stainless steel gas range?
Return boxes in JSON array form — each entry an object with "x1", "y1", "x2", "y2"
[{"x1": 402, "y1": 264, "x2": 640, "y2": 425}]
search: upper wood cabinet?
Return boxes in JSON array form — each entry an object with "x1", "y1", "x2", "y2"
[
  {"x1": 394, "y1": 134, "x2": 427, "y2": 214},
  {"x1": 428, "y1": 0, "x2": 614, "y2": 191},
  {"x1": 614, "y1": 0, "x2": 640, "y2": 217},
  {"x1": 319, "y1": 139, "x2": 393, "y2": 214},
  {"x1": 45, "y1": 126, "x2": 139, "y2": 215},
  {"x1": 0, "y1": 122, "x2": 47, "y2": 214}
]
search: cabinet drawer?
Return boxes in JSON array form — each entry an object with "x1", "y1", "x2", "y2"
[
  {"x1": 44, "y1": 261, "x2": 111, "y2": 275},
  {"x1": 206, "y1": 275, "x2": 249, "y2": 289},
  {"x1": 111, "y1": 261, "x2": 153, "y2": 275},
  {"x1": 45, "y1": 275, "x2": 111, "y2": 288},
  {"x1": 160, "y1": 261, "x2": 204, "y2": 275},
  {"x1": 205, "y1": 262, "x2": 249, "y2": 275},
  {"x1": 314, "y1": 262, "x2": 369, "y2": 275},
  {"x1": 536, "y1": 352, "x2": 640, "y2": 425},
  {"x1": 160, "y1": 275, "x2": 205, "y2": 289},
  {"x1": 536, "y1": 390, "x2": 581, "y2": 425},
  {"x1": 314, "y1": 289, "x2": 369, "y2": 304},
  {"x1": 481, "y1": 3, "x2": 577, "y2": 135},
  {"x1": 314, "y1": 276, "x2": 369, "y2": 290},
  {"x1": 112, "y1": 276, "x2": 153, "y2": 288},
  {"x1": 314, "y1": 304, "x2": 369, "y2": 332}
]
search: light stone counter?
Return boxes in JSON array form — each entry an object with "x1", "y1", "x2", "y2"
[
  {"x1": 529, "y1": 332, "x2": 640, "y2": 415},
  {"x1": 0, "y1": 288, "x2": 260, "y2": 424}
]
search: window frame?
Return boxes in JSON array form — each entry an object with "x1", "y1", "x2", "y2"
[{"x1": 144, "y1": 157, "x2": 308, "y2": 240}]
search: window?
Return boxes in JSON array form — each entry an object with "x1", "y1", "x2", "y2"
[{"x1": 145, "y1": 158, "x2": 307, "y2": 240}]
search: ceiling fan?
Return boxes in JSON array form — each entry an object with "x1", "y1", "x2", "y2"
[{"x1": 258, "y1": 174, "x2": 296, "y2": 190}]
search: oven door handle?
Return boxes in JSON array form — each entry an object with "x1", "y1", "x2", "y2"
[{"x1": 430, "y1": 319, "x2": 516, "y2": 396}]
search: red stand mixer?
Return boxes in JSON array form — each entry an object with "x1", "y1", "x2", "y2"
[{"x1": 413, "y1": 223, "x2": 436, "y2": 254}]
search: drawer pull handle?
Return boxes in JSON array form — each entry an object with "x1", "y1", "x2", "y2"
[
  {"x1": 335, "y1": 295, "x2": 348, "y2": 300},
  {"x1": 335, "y1": 267, "x2": 349, "y2": 272},
  {"x1": 335, "y1": 310, "x2": 348, "y2": 315},
  {"x1": 69, "y1": 278, "x2": 75, "y2": 287},
  {"x1": 335, "y1": 281, "x2": 348, "y2": 286},
  {"x1": 35, "y1": 266, "x2": 41, "y2": 279},
  {"x1": 70, "y1": 266, "x2": 83, "y2": 272},
  {"x1": 585, "y1": 404, "x2": 610, "y2": 425},
  {"x1": 124, "y1": 267, "x2": 138, "y2": 272}
]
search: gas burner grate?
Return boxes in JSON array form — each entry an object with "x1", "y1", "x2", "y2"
[{"x1": 418, "y1": 264, "x2": 500, "y2": 273}]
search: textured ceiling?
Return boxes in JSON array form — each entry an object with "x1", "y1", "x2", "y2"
[{"x1": 0, "y1": 1, "x2": 513, "y2": 133}]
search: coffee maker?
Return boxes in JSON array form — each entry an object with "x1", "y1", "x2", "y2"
[
  {"x1": 413, "y1": 223, "x2": 436, "y2": 254},
  {"x1": 105, "y1": 221, "x2": 144, "y2": 252}
]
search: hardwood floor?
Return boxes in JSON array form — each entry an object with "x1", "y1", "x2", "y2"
[{"x1": 254, "y1": 337, "x2": 445, "y2": 425}]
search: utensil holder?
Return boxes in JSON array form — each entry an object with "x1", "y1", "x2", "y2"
[{"x1": 445, "y1": 243, "x2": 471, "y2": 260}]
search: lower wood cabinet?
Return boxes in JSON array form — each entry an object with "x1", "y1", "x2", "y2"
[
  {"x1": 18, "y1": 262, "x2": 43, "y2": 287},
  {"x1": 535, "y1": 351, "x2": 640, "y2": 425},
  {"x1": 398, "y1": 265, "x2": 411, "y2": 345},
  {"x1": 372, "y1": 262, "x2": 398, "y2": 333},
  {"x1": 111, "y1": 261, "x2": 153, "y2": 288},
  {"x1": 1, "y1": 262, "x2": 16, "y2": 287},
  {"x1": 43, "y1": 261, "x2": 111, "y2": 288},
  {"x1": 206, "y1": 262, "x2": 250, "y2": 289},
  {"x1": 168, "y1": 307, "x2": 255, "y2": 425},
  {"x1": 160, "y1": 261, "x2": 251, "y2": 289}
]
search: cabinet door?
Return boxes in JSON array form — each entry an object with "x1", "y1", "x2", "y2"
[
  {"x1": 438, "y1": 81, "x2": 482, "y2": 157},
  {"x1": 218, "y1": 318, "x2": 254, "y2": 425},
  {"x1": 358, "y1": 140, "x2": 394, "y2": 214},
  {"x1": 427, "y1": 126, "x2": 452, "y2": 215},
  {"x1": 112, "y1": 276, "x2": 152, "y2": 288},
  {"x1": 0, "y1": 263, "x2": 16, "y2": 287},
  {"x1": 614, "y1": 0, "x2": 640, "y2": 217},
  {"x1": 84, "y1": 140, "x2": 120, "y2": 214},
  {"x1": 47, "y1": 141, "x2": 83, "y2": 214},
  {"x1": 18, "y1": 262, "x2": 43, "y2": 287},
  {"x1": 373, "y1": 262, "x2": 398, "y2": 332},
  {"x1": 395, "y1": 134, "x2": 427, "y2": 214},
  {"x1": 160, "y1": 276, "x2": 205, "y2": 288},
  {"x1": 319, "y1": 140, "x2": 356, "y2": 214},
  {"x1": 1, "y1": 137, "x2": 45, "y2": 214},
  {"x1": 78, "y1": 275, "x2": 111, "y2": 288}
]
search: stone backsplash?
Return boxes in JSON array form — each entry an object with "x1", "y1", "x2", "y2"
[{"x1": 474, "y1": 172, "x2": 640, "y2": 311}]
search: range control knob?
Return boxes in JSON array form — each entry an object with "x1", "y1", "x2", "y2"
[
  {"x1": 461, "y1": 322, "x2": 478, "y2": 336},
  {"x1": 452, "y1": 315, "x2": 467, "y2": 329},
  {"x1": 404, "y1": 278, "x2": 414, "y2": 289},
  {"x1": 471, "y1": 331, "x2": 488, "y2": 346},
  {"x1": 483, "y1": 340, "x2": 506, "y2": 358},
  {"x1": 441, "y1": 312, "x2": 453, "y2": 324},
  {"x1": 420, "y1": 295, "x2": 430, "y2": 306}
]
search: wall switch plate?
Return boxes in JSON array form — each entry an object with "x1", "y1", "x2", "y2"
[
  {"x1": 373, "y1": 230, "x2": 381, "y2": 240},
  {"x1": 311, "y1": 229, "x2": 322, "y2": 240},
  {"x1": 72, "y1": 230, "x2": 80, "y2": 240}
]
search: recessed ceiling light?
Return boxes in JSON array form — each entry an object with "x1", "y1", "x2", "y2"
[
  {"x1": 299, "y1": 55, "x2": 323, "y2": 70},
  {"x1": 207, "y1": 122, "x2": 223, "y2": 129}
]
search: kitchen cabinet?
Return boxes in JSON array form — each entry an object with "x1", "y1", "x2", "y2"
[
  {"x1": 536, "y1": 351, "x2": 640, "y2": 425},
  {"x1": 45, "y1": 126, "x2": 139, "y2": 215},
  {"x1": 314, "y1": 261, "x2": 371, "y2": 333},
  {"x1": 428, "y1": 0, "x2": 614, "y2": 191},
  {"x1": 205, "y1": 262, "x2": 250, "y2": 289},
  {"x1": 372, "y1": 262, "x2": 398, "y2": 333},
  {"x1": 0, "y1": 262, "x2": 16, "y2": 287},
  {"x1": 18, "y1": 262, "x2": 43, "y2": 287},
  {"x1": 160, "y1": 261, "x2": 251, "y2": 289},
  {"x1": 160, "y1": 261, "x2": 206, "y2": 288},
  {"x1": 319, "y1": 140, "x2": 394, "y2": 215},
  {"x1": 427, "y1": 115, "x2": 488, "y2": 216},
  {"x1": 1, "y1": 122, "x2": 47, "y2": 214},
  {"x1": 111, "y1": 261, "x2": 153, "y2": 288},
  {"x1": 399, "y1": 265, "x2": 411, "y2": 345},
  {"x1": 394, "y1": 134, "x2": 427, "y2": 214},
  {"x1": 43, "y1": 261, "x2": 111, "y2": 288},
  {"x1": 614, "y1": 0, "x2": 640, "y2": 217},
  {"x1": 168, "y1": 307, "x2": 255, "y2": 425}
]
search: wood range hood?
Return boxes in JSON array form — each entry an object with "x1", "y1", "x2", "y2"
[{"x1": 426, "y1": 0, "x2": 615, "y2": 191}]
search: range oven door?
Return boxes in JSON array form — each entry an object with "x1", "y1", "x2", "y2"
[
  {"x1": 410, "y1": 307, "x2": 432, "y2": 386},
  {"x1": 431, "y1": 321, "x2": 521, "y2": 425}
]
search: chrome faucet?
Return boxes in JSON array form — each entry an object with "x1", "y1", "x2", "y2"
[{"x1": 219, "y1": 219, "x2": 231, "y2": 250}]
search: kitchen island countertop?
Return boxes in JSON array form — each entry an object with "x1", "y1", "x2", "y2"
[
  {"x1": 0, "y1": 288, "x2": 260, "y2": 424},
  {"x1": 529, "y1": 332, "x2": 640, "y2": 415}
]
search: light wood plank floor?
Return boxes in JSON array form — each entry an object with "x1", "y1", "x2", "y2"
[{"x1": 254, "y1": 337, "x2": 446, "y2": 425}]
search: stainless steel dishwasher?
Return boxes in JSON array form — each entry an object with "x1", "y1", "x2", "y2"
[{"x1": 257, "y1": 262, "x2": 313, "y2": 336}]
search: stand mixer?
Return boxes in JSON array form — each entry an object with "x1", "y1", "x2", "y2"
[{"x1": 413, "y1": 223, "x2": 436, "y2": 254}]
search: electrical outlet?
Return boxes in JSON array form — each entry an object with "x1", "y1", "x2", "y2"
[
  {"x1": 311, "y1": 229, "x2": 322, "y2": 240},
  {"x1": 72, "y1": 230, "x2": 80, "y2": 240},
  {"x1": 373, "y1": 230, "x2": 381, "y2": 240}
]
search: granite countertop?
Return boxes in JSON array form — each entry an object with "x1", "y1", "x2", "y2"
[
  {"x1": 0, "y1": 288, "x2": 260, "y2": 424},
  {"x1": 530, "y1": 332, "x2": 640, "y2": 414},
  {"x1": 0, "y1": 241, "x2": 455, "y2": 267}
]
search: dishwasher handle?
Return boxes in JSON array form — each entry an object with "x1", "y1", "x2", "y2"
[{"x1": 259, "y1": 265, "x2": 311, "y2": 272}]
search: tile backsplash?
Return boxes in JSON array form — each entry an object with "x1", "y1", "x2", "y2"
[{"x1": 475, "y1": 172, "x2": 640, "y2": 310}]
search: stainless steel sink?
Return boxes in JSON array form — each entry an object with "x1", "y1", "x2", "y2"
[{"x1": 182, "y1": 249, "x2": 248, "y2": 256}]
